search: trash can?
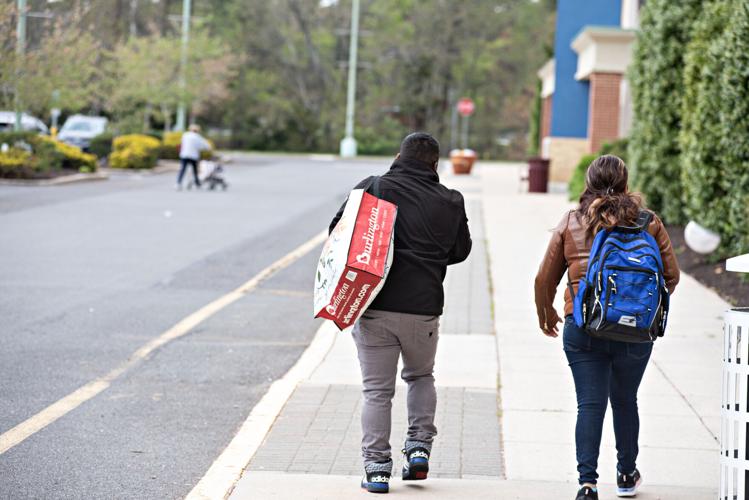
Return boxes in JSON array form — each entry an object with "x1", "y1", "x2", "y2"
[
  {"x1": 527, "y1": 157, "x2": 550, "y2": 193},
  {"x1": 720, "y1": 254, "x2": 749, "y2": 500},
  {"x1": 450, "y1": 149, "x2": 477, "y2": 175}
]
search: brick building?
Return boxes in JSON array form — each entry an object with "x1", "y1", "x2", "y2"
[{"x1": 538, "y1": 0, "x2": 642, "y2": 182}]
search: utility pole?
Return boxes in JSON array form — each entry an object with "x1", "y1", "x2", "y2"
[
  {"x1": 461, "y1": 114, "x2": 469, "y2": 149},
  {"x1": 129, "y1": 0, "x2": 139, "y2": 37},
  {"x1": 175, "y1": 0, "x2": 191, "y2": 132},
  {"x1": 339, "y1": 0, "x2": 360, "y2": 157},
  {"x1": 14, "y1": 0, "x2": 27, "y2": 131},
  {"x1": 449, "y1": 88, "x2": 458, "y2": 152}
]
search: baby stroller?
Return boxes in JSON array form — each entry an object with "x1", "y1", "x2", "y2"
[{"x1": 187, "y1": 158, "x2": 228, "y2": 191}]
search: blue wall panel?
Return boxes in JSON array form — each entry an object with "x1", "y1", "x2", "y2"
[{"x1": 551, "y1": 0, "x2": 622, "y2": 138}]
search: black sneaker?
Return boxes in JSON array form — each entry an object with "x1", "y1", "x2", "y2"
[
  {"x1": 401, "y1": 441, "x2": 430, "y2": 481},
  {"x1": 617, "y1": 468, "x2": 642, "y2": 497},
  {"x1": 361, "y1": 461, "x2": 391, "y2": 494},
  {"x1": 575, "y1": 485, "x2": 599, "y2": 500}
]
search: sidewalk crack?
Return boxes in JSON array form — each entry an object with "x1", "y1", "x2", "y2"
[{"x1": 651, "y1": 359, "x2": 719, "y2": 444}]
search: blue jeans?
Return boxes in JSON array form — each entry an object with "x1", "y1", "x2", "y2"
[
  {"x1": 563, "y1": 316, "x2": 653, "y2": 485},
  {"x1": 177, "y1": 158, "x2": 200, "y2": 186}
]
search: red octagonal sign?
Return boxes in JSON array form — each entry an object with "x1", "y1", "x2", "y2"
[{"x1": 457, "y1": 98, "x2": 475, "y2": 117}]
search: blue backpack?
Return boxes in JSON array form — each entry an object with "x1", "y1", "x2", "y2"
[{"x1": 572, "y1": 211, "x2": 670, "y2": 343}]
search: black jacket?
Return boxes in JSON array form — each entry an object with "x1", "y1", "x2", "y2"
[{"x1": 329, "y1": 157, "x2": 472, "y2": 316}]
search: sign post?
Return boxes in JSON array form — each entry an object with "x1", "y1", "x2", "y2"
[{"x1": 457, "y1": 97, "x2": 474, "y2": 149}]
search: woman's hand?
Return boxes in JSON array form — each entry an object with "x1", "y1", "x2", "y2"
[{"x1": 540, "y1": 309, "x2": 562, "y2": 338}]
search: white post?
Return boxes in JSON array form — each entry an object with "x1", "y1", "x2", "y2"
[
  {"x1": 175, "y1": 0, "x2": 191, "y2": 132},
  {"x1": 339, "y1": 0, "x2": 360, "y2": 158},
  {"x1": 720, "y1": 253, "x2": 749, "y2": 500},
  {"x1": 14, "y1": 0, "x2": 27, "y2": 132}
]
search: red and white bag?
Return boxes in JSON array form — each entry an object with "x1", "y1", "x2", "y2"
[{"x1": 314, "y1": 187, "x2": 396, "y2": 330}]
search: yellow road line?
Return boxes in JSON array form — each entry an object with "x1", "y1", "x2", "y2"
[{"x1": 0, "y1": 230, "x2": 327, "y2": 456}]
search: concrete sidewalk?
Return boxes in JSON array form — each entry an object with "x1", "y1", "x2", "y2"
[{"x1": 228, "y1": 163, "x2": 724, "y2": 499}]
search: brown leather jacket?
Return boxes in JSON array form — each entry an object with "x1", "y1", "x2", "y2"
[{"x1": 534, "y1": 210, "x2": 680, "y2": 332}]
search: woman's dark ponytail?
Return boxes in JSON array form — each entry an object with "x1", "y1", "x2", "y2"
[{"x1": 578, "y1": 155, "x2": 643, "y2": 239}]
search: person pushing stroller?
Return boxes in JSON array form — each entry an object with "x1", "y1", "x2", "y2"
[{"x1": 176, "y1": 124, "x2": 212, "y2": 190}]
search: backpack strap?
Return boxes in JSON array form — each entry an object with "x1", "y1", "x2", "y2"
[
  {"x1": 616, "y1": 209, "x2": 654, "y2": 234},
  {"x1": 636, "y1": 209, "x2": 654, "y2": 231},
  {"x1": 363, "y1": 175, "x2": 382, "y2": 198}
]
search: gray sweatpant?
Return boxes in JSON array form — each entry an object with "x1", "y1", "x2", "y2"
[{"x1": 352, "y1": 309, "x2": 440, "y2": 466}]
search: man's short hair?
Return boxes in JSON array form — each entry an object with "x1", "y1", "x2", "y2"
[{"x1": 400, "y1": 132, "x2": 440, "y2": 164}]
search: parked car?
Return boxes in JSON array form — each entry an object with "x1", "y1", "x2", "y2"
[
  {"x1": 0, "y1": 111, "x2": 49, "y2": 134},
  {"x1": 58, "y1": 115, "x2": 108, "y2": 151}
]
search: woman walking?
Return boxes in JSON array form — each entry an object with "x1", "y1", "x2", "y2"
[{"x1": 534, "y1": 155, "x2": 680, "y2": 500}]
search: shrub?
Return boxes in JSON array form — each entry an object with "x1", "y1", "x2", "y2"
[
  {"x1": 159, "y1": 131, "x2": 214, "y2": 160},
  {"x1": 568, "y1": 154, "x2": 597, "y2": 202},
  {"x1": 718, "y1": 1, "x2": 749, "y2": 256},
  {"x1": 0, "y1": 131, "x2": 37, "y2": 146},
  {"x1": 0, "y1": 148, "x2": 33, "y2": 178},
  {"x1": 0, "y1": 133, "x2": 96, "y2": 177},
  {"x1": 37, "y1": 136, "x2": 97, "y2": 171},
  {"x1": 30, "y1": 137, "x2": 64, "y2": 172},
  {"x1": 89, "y1": 132, "x2": 114, "y2": 159},
  {"x1": 600, "y1": 138, "x2": 629, "y2": 163},
  {"x1": 628, "y1": 0, "x2": 702, "y2": 224},
  {"x1": 566, "y1": 140, "x2": 628, "y2": 202},
  {"x1": 109, "y1": 134, "x2": 161, "y2": 169},
  {"x1": 680, "y1": 0, "x2": 732, "y2": 255},
  {"x1": 160, "y1": 131, "x2": 182, "y2": 160},
  {"x1": 356, "y1": 120, "x2": 404, "y2": 157}
]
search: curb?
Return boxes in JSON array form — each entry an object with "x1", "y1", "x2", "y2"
[
  {"x1": 0, "y1": 171, "x2": 109, "y2": 187},
  {"x1": 101, "y1": 160, "x2": 181, "y2": 178},
  {"x1": 185, "y1": 321, "x2": 338, "y2": 500}
]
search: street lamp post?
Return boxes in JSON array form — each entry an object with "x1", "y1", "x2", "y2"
[
  {"x1": 175, "y1": 0, "x2": 191, "y2": 132},
  {"x1": 14, "y1": 0, "x2": 27, "y2": 132},
  {"x1": 339, "y1": 0, "x2": 360, "y2": 158}
]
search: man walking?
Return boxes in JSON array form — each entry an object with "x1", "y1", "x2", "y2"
[
  {"x1": 329, "y1": 132, "x2": 472, "y2": 494},
  {"x1": 176, "y1": 124, "x2": 211, "y2": 190}
]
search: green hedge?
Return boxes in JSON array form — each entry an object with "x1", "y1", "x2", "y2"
[
  {"x1": 680, "y1": 0, "x2": 731, "y2": 254},
  {"x1": 628, "y1": 0, "x2": 702, "y2": 224},
  {"x1": 627, "y1": 0, "x2": 748, "y2": 258},
  {"x1": 718, "y1": 1, "x2": 749, "y2": 256}
]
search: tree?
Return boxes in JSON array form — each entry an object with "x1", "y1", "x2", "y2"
[
  {"x1": 628, "y1": 0, "x2": 702, "y2": 223},
  {"x1": 0, "y1": 4, "x2": 106, "y2": 119},
  {"x1": 108, "y1": 31, "x2": 228, "y2": 133},
  {"x1": 1, "y1": 0, "x2": 555, "y2": 156},
  {"x1": 205, "y1": 0, "x2": 554, "y2": 156}
]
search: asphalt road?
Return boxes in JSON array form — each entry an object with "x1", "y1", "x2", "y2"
[{"x1": 0, "y1": 154, "x2": 389, "y2": 499}]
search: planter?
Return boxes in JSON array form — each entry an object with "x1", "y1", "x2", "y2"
[{"x1": 450, "y1": 149, "x2": 477, "y2": 175}]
